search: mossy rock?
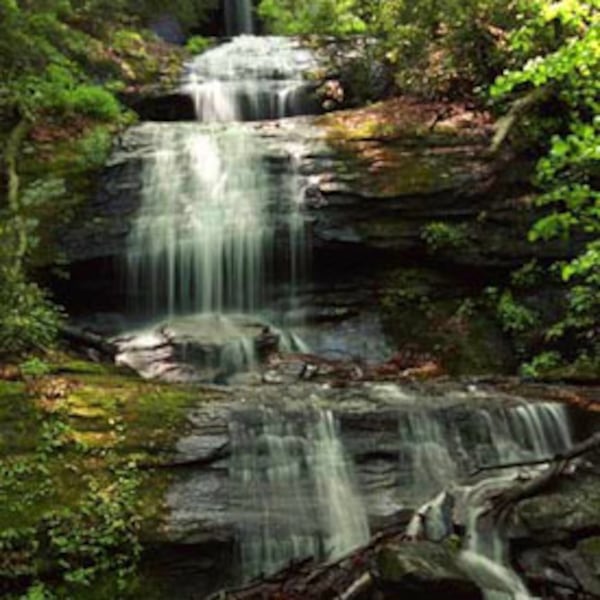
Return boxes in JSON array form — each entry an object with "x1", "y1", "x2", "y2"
[
  {"x1": 0, "y1": 353, "x2": 227, "y2": 596},
  {"x1": 516, "y1": 473, "x2": 600, "y2": 544},
  {"x1": 377, "y1": 542, "x2": 483, "y2": 599}
]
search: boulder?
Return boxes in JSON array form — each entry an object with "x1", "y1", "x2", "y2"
[{"x1": 376, "y1": 541, "x2": 483, "y2": 599}]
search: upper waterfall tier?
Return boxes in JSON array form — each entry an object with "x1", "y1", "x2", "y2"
[{"x1": 182, "y1": 36, "x2": 319, "y2": 122}]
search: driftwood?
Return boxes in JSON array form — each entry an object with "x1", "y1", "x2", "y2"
[
  {"x1": 472, "y1": 431, "x2": 600, "y2": 477},
  {"x1": 488, "y1": 432, "x2": 600, "y2": 512},
  {"x1": 491, "y1": 87, "x2": 550, "y2": 153},
  {"x1": 206, "y1": 523, "x2": 406, "y2": 600}
]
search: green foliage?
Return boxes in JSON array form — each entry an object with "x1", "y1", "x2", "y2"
[
  {"x1": 259, "y1": 0, "x2": 368, "y2": 35},
  {"x1": 25, "y1": 65, "x2": 122, "y2": 121},
  {"x1": 0, "y1": 174, "x2": 67, "y2": 358},
  {"x1": 259, "y1": 0, "x2": 521, "y2": 96},
  {"x1": 520, "y1": 351, "x2": 561, "y2": 378},
  {"x1": 510, "y1": 260, "x2": 544, "y2": 288},
  {"x1": 44, "y1": 465, "x2": 142, "y2": 589},
  {"x1": 0, "y1": 407, "x2": 142, "y2": 595},
  {"x1": 22, "y1": 583, "x2": 54, "y2": 600},
  {"x1": 421, "y1": 221, "x2": 468, "y2": 253},
  {"x1": 494, "y1": 289, "x2": 538, "y2": 335},
  {"x1": 75, "y1": 126, "x2": 113, "y2": 170},
  {"x1": 490, "y1": 0, "x2": 599, "y2": 373},
  {"x1": 0, "y1": 268, "x2": 63, "y2": 358},
  {"x1": 19, "y1": 357, "x2": 52, "y2": 379},
  {"x1": 185, "y1": 35, "x2": 212, "y2": 55}
]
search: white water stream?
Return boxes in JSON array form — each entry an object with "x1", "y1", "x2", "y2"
[
  {"x1": 229, "y1": 408, "x2": 370, "y2": 579},
  {"x1": 224, "y1": 0, "x2": 254, "y2": 36},
  {"x1": 405, "y1": 401, "x2": 573, "y2": 599}
]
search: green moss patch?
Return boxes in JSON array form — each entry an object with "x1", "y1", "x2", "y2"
[{"x1": 0, "y1": 354, "x2": 224, "y2": 597}]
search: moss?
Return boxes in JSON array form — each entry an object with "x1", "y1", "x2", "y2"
[
  {"x1": 0, "y1": 353, "x2": 226, "y2": 595},
  {"x1": 0, "y1": 381, "x2": 39, "y2": 456},
  {"x1": 579, "y1": 537, "x2": 600, "y2": 556}
]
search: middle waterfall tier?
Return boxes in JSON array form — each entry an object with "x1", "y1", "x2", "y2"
[
  {"x1": 229, "y1": 408, "x2": 370, "y2": 580},
  {"x1": 126, "y1": 122, "x2": 309, "y2": 316}
]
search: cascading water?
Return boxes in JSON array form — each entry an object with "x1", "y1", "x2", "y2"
[
  {"x1": 128, "y1": 37, "x2": 315, "y2": 315},
  {"x1": 395, "y1": 401, "x2": 572, "y2": 505},
  {"x1": 183, "y1": 36, "x2": 317, "y2": 122},
  {"x1": 229, "y1": 408, "x2": 370, "y2": 579},
  {"x1": 125, "y1": 36, "x2": 318, "y2": 376},
  {"x1": 127, "y1": 124, "x2": 272, "y2": 315},
  {"x1": 400, "y1": 400, "x2": 573, "y2": 599}
]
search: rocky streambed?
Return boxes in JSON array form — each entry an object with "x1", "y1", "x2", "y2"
[{"x1": 131, "y1": 378, "x2": 600, "y2": 599}]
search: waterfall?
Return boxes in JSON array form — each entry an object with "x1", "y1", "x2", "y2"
[
  {"x1": 182, "y1": 36, "x2": 317, "y2": 123},
  {"x1": 127, "y1": 124, "x2": 271, "y2": 315},
  {"x1": 229, "y1": 408, "x2": 370, "y2": 580},
  {"x1": 127, "y1": 37, "x2": 316, "y2": 319},
  {"x1": 225, "y1": 0, "x2": 254, "y2": 36},
  {"x1": 393, "y1": 401, "x2": 572, "y2": 505}
]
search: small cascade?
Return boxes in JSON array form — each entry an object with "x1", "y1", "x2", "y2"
[
  {"x1": 394, "y1": 400, "x2": 572, "y2": 505},
  {"x1": 402, "y1": 401, "x2": 573, "y2": 600},
  {"x1": 229, "y1": 408, "x2": 370, "y2": 580},
  {"x1": 182, "y1": 36, "x2": 317, "y2": 122}
]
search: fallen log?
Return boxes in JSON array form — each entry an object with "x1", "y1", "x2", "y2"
[
  {"x1": 60, "y1": 324, "x2": 118, "y2": 360},
  {"x1": 471, "y1": 431, "x2": 600, "y2": 478},
  {"x1": 206, "y1": 523, "x2": 406, "y2": 600}
]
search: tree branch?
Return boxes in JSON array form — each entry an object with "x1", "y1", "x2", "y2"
[
  {"x1": 471, "y1": 431, "x2": 600, "y2": 478},
  {"x1": 491, "y1": 87, "x2": 550, "y2": 153},
  {"x1": 488, "y1": 432, "x2": 600, "y2": 512}
]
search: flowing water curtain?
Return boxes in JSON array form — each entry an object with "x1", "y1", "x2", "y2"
[
  {"x1": 229, "y1": 408, "x2": 370, "y2": 580},
  {"x1": 396, "y1": 400, "x2": 573, "y2": 505},
  {"x1": 127, "y1": 124, "x2": 273, "y2": 315},
  {"x1": 400, "y1": 400, "x2": 573, "y2": 600},
  {"x1": 183, "y1": 36, "x2": 318, "y2": 122}
]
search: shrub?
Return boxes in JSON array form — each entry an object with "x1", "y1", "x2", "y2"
[
  {"x1": 185, "y1": 35, "x2": 212, "y2": 55},
  {"x1": 421, "y1": 222, "x2": 468, "y2": 253},
  {"x1": 19, "y1": 357, "x2": 52, "y2": 379},
  {"x1": 67, "y1": 85, "x2": 121, "y2": 120},
  {"x1": 76, "y1": 126, "x2": 113, "y2": 169},
  {"x1": 520, "y1": 351, "x2": 561, "y2": 378},
  {"x1": 495, "y1": 290, "x2": 538, "y2": 335},
  {"x1": 0, "y1": 269, "x2": 63, "y2": 358}
]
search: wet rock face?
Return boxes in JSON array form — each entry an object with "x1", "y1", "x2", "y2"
[
  {"x1": 511, "y1": 472, "x2": 600, "y2": 598},
  {"x1": 514, "y1": 472, "x2": 600, "y2": 543},
  {"x1": 157, "y1": 386, "x2": 583, "y2": 541},
  {"x1": 112, "y1": 314, "x2": 279, "y2": 383},
  {"x1": 130, "y1": 382, "x2": 598, "y2": 598}
]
